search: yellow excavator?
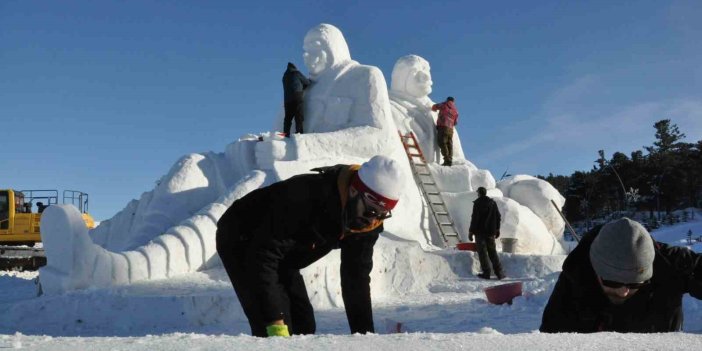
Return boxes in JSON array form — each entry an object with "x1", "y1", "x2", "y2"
[{"x1": 0, "y1": 189, "x2": 96, "y2": 270}]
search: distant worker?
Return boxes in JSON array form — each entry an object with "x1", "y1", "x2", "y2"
[
  {"x1": 282, "y1": 62, "x2": 311, "y2": 137},
  {"x1": 431, "y1": 96, "x2": 459, "y2": 166},
  {"x1": 216, "y1": 155, "x2": 403, "y2": 337},
  {"x1": 469, "y1": 187, "x2": 504, "y2": 280},
  {"x1": 540, "y1": 217, "x2": 702, "y2": 333},
  {"x1": 37, "y1": 202, "x2": 47, "y2": 213}
]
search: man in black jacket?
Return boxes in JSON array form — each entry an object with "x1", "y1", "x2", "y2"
[
  {"x1": 469, "y1": 187, "x2": 504, "y2": 280},
  {"x1": 540, "y1": 217, "x2": 702, "y2": 333},
  {"x1": 282, "y1": 62, "x2": 311, "y2": 137},
  {"x1": 216, "y1": 155, "x2": 403, "y2": 337}
]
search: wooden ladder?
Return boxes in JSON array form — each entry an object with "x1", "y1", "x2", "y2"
[{"x1": 398, "y1": 131, "x2": 461, "y2": 248}]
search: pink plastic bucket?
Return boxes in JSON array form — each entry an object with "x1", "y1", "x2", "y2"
[{"x1": 484, "y1": 282, "x2": 523, "y2": 305}]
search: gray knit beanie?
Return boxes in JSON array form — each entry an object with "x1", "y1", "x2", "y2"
[{"x1": 589, "y1": 217, "x2": 655, "y2": 283}]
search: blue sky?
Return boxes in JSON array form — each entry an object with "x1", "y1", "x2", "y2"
[{"x1": 2, "y1": 0, "x2": 700, "y2": 220}]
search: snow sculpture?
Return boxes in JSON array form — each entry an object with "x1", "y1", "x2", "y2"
[
  {"x1": 389, "y1": 55, "x2": 464, "y2": 163},
  {"x1": 39, "y1": 24, "x2": 430, "y2": 295},
  {"x1": 38, "y1": 25, "x2": 568, "y2": 297},
  {"x1": 388, "y1": 54, "x2": 565, "y2": 254},
  {"x1": 267, "y1": 23, "x2": 397, "y2": 165},
  {"x1": 497, "y1": 175, "x2": 566, "y2": 240}
]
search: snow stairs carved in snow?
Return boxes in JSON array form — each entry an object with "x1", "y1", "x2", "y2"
[{"x1": 398, "y1": 131, "x2": 460, "y2": 248}]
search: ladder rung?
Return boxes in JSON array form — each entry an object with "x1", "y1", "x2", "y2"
[{"x1": 435, "y1": 211, "x2": 448, "y2": 215}]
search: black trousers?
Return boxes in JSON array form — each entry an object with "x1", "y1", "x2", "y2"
[
  {"x1": 283, "y1": 100, "x2": 304, "y2": 136},
  {"x1": 476, "y1": 235, "x2": 503, "y2": 276},
  {"x1": 216, "y1": 238, "x2": 315, "y2": 337}
]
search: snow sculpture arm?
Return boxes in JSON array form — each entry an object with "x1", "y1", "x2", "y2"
[{"x1": 39, "y1": 171, "x2": 267, "y2": 295}]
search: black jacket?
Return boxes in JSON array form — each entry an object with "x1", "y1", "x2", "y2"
[
  {"x1": 469, "y1": 196, "x2": 501, "y2": 236},
  {"x1": 282, "y1": 63, "x2": 311, "y2": 103},
  {"x1": 540, "y1": 226, "x2": 702, "y2": 333},
  {"x1": 216, "y1": 165, "x2": 381, "y2": 334}
]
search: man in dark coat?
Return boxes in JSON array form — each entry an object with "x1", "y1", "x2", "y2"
[
  {"x1": 468, "y1": 187, "x2": 504, "y2": 280},
  {"x1": 540, "y1": 217, "x2": 702, "y2": 333},
  {"x1": 431, "y1": 96, "x2": 459, "y2": 166},
  {"x1": 282, "y1": 62, "x2": 311, "y2": 137},
  {"x1": 216, "y1": 155, "x2": 404, "y2": 337}
]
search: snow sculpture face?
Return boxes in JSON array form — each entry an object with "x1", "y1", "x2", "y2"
[
  {"x1": 303, "y1": 24, "x2": 352, "y2": 76},
  {"x1": 303, "y1": 40, "x2": 328, "y2": 76},
  {"x1": 391, "y1": 55, "x2": 433, "y2": 98}
]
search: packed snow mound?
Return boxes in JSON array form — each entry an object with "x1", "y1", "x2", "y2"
[
  {"x1": 494, "y1": 197, "x2": 566, "y2": 255},
  {"x1": 91, "y1": 152, "x2": 236, "y2": 251},
  {"x1": 430, "y1": 163, "x2": 496, "y2": 193},
  {"x1": 497, "y1": 175, "x2": 566, "y2": 240},
  {"x1": 38, "y1": 24, "x2": 566, "y2": 297}
]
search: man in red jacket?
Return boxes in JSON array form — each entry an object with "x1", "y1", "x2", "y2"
[{"x1": 431, "y1": 96, "x2": 459, "y2": 166}]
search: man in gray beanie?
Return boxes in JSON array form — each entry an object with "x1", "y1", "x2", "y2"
[{"x1": 540, "y1": 217, "x2": 702, "y2": 333}]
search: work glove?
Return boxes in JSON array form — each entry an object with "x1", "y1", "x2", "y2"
[
  {"x1": 266, "y1": 324, "x2": 290, "y2": 337},
  {"x1": 495, "y1": 230, "x2": 500, "y2": 239},
  {"x1": 468, "y1": 232, "x2": 474, "y2": 242}
]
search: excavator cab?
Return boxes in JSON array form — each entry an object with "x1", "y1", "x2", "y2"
[{"x1": 0, "y1": 189, "x2": 95, "y2": 246}]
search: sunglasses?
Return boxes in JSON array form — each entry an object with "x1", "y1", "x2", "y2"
[
  {"x1": 360, "y1": 192, "x2": 392, "y2": 220},
  {"x1": 600, "y1": 278, "x2": 650, "y2": 289}
]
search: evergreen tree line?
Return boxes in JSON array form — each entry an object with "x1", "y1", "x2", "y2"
[{"x1": 538, "y1": 119, "x2": 702, "y2": 226}]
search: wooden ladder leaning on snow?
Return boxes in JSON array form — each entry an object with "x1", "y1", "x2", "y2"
[{"x1": 398, "y1": 131, "x2": 460, "y2": 248}]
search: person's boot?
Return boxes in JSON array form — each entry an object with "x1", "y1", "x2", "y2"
[
  {"x1": 497, "y1": 272, "x2": 506, "y2": 280},
  {"x1": 477, "y1": 272, "x2": 491, "y2": 280}
]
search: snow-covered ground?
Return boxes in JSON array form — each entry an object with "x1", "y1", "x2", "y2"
[{"x1": 2, "y1": 216, "x2": 702, "y2": 350}]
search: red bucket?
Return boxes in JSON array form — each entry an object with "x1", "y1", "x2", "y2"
[
  {"x1": 456, "y1": 242, "x2": 477, "y2": 251},
  {"x1": 484, "y1": 282, "x2": 523, "y2": 305}
]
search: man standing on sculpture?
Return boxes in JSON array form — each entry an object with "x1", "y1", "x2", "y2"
[
  {"x1": 216, "y1": 155, "x2": 403, "y2": 337},
  {"x1": 431, "y1": 96, "x2": 459, "y2": 166},
  {"x1": 469, "y1": 187, "x2": 505, "y2": 280},
  {"x1": 282, "y1": 62, "x2": 311, "y2": 137}
]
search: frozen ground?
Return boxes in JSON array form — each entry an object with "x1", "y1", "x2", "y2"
[{"x1": 1, "y1": 213, "x2": 702, "y2": 350}]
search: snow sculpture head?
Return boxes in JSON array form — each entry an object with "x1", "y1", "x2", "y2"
[
  {"x1": 391, "y1": 55, "x2": 433, "y2": 98},
  {"x1": 303, "y1": 23, "x2": 352, "y2": 76}
]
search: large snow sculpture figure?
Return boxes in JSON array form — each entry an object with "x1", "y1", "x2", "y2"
[
  {"x1": 388, "y1": 54, "x2": 565, "y2": 253},
  {"x1": 269, "y1": 24, "x2": 396, "y2": 163},
  {"x1": 389, "y1": 55, "x2": 465, "y2": 163}
]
